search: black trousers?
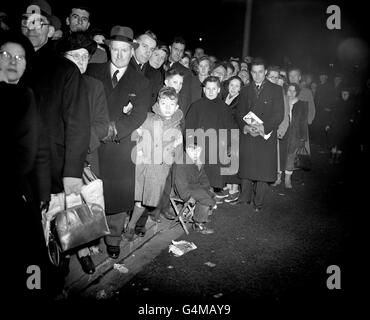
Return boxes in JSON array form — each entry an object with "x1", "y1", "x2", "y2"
[{"x1": 239, "y1": 179, "x2": 269, "y2": 209}]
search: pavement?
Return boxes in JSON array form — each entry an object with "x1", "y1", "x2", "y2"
[{"x1": 33, "y1": 141, "x2": 363, "y2": 317}]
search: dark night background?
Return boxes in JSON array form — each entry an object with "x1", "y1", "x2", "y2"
[{"x1": 2, "y1": 0, "x2": 369, "y2": 76}]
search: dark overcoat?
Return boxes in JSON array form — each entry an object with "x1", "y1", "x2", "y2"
[
  {"x1": 235, "y1": 80, "x2": 284, "y2": 182},
  {"x1": 86, "y1": 62, "x2": 151, "y2": 214},
  {"x1": 22, "y1": 42, "x2": 90, "y2": 194},
  {"x1": 286, "y1": 100, "x2": 309, "y2": 154},
  {"x1": 185, "y1": 97, "x2": 238, "y2": 188}
]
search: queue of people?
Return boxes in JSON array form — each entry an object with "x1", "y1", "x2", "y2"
[{"x1": 1, "y1": 0, "x2": 367, "y2": 298}]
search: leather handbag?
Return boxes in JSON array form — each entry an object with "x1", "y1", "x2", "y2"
[
  {"x1": 55, "y1": 194, "x2": 110, "y2": 252},
  {"x1": 294, "y1": 146, "x2": 312, "y2": 171}
]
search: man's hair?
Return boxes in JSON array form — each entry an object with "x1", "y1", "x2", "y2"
[
  {"x1": 267, "y1": 65, "x2": 280, "y2": 74},
  {"x1": 211, "y1": 62, "x2": 226, "y2": 73},
  {"x1": 251, "y1": 57, "x2": 268, "y2": 69},
  {"x1": 172, "y1": 36, "x2": 186, "y2": 47},
  {"x1": 158, "y1": 86, "x2": 178, "y2": 102},
  {"x1": 285, "y1": 82, "x2": 301, "y2": 96},
  {"x1": 138, "y1": 30, "x2": 157, "y2": 42},
  {"x1": 227, "y1": 75, "x2": 243, "y2": 86},
  {"x1": 203, "y1": 75, "x2": 221, "y2": 87},
  {"x1": 288, "y1": 66, "x2": 302, "y2": 76},
  {"x1": 225, "y1": 62, "x2": 235, "y2": 73},
  {"x1": 70, "y1": 5, "x2": 91, "y2": 14},
  {"x1": 165, "y1": 68, "x2": 185, "y2": 80},
  {"x1": 198, "y1": 55, "x2": 210, "y2": 64}
]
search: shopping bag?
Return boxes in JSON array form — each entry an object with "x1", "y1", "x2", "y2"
[{"x1": 294, "y1": 146, "x2": 312, "y2": 171}]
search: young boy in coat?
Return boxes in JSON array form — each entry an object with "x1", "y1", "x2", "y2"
[
  {"x1": 173, "y1": 143, "x2": 216, "y2": 234},
  {"x1": 124, "y1": 86, "x2": 183, "y2": 240}
]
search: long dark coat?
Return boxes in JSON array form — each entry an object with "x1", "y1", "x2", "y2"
[
  {"x1": 286, "y1": 100, "x2": 309, "y2": 154},
  {"x1": 86, "y1": 62, "x2": 151, "y2": 214},
  {"x1": 185, "y1": 97, "x2": 238, "y2": 188},
  {"x1": 22, "y1": 42, "x2": 90, "y2": 194},
  {"x1": 235, "y1": 80, "x2": 284, "y2": 182}
]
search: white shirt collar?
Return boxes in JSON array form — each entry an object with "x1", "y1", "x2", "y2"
[{"x1": 110, "y1": 63, "x2": 127, "y2": 82}]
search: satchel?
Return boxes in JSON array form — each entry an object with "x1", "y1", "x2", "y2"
[
  {"x1": 55, "y1": 194, "x2": 110, "y2": 252},
  {"x1": 294, "y1": 146, "x2": 312, "y2": 171}
]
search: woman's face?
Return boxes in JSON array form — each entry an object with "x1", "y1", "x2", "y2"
[
  {"x1": 198, "y1": 59, "x2": 210, "y2": 77},
  {"x1": 64, "y1": 48, "x2": 89, "y2": 74},
  {"x1": 0, "y1": 42, "x2": 26, "y2": 84},
  {"x1": 287, "y1": 85, "x2": 297, "y2": 99},
  {"x1": 228, "y1": 79, "x2": 241, "y2": 97}
]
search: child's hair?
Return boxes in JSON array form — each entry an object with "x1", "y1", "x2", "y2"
[
  {"x1": 158, "y1": 86, "x2": 179, "y2": 102},
  {"x1": 165, "y1": 68, "x2": 185, "y2": 80}
]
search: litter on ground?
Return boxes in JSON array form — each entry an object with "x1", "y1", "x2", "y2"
[
  {"x1": 113, "y1": 263, "x2": 129, "y2": 273},
  {"x1": 204, "y1": 262, "x2": 216, "y2": 267},
  {"x1": 169, "y1": 240, "x2": 197, "y2": 257}
]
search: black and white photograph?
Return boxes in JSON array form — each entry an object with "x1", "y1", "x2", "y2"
[{"x1": 1, "y1": 0, "x2": 367, "y2": 317}]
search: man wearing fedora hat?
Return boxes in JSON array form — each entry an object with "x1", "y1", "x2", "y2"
[{"x1": 86, "y1": 25, "x2": 151, "y2": 259}]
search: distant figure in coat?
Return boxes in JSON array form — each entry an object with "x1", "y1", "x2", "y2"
[
  {"x1": 233, "y1": 58, "x2": 284, "y2": 211},
  {"x1": 86, "y1": 26, "x2": 151, "y2": 259},
  {"x1": 283, "y1": 83, "x2": 308, "y2": 189}
]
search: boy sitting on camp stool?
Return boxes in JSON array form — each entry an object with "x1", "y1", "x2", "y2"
[{"x1": 173, "y1": 143, "x2": 217, "y2": 234}]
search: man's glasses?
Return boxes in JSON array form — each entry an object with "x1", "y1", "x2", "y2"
[
  {"x1": 21, "y1": 15, "x2": 50, "y2": 30},
  {"x1": 0, "y1": 51, "x2": 26, "y2": 63}
]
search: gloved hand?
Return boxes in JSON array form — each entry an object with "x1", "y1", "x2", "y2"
[{"x1": 63, "y1": 177, "x2": 83, "y2": 195}]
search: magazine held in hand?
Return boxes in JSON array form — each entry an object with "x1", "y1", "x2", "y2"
[{"x1": 243, "y1": 111, "x2": 272, "y2": 140}]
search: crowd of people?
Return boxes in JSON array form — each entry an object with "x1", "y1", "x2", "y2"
[{"x1": 1, "y1": 0, "x2": 368, "y2": 298}]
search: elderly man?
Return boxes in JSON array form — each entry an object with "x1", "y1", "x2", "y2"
[
  {"x1": 86, "y1": 26, "x2": 151, "y2": 258},
  {"x1": 66, "y1": 4, "x2": 90, "y2": 33},
  {"x1": 21, "y1": 0, "x2": 90, "y2": 197},
  {"x1": 233, "y1": 58, "x2": 284, "y2": 211}
]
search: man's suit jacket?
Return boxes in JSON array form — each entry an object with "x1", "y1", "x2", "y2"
[{"x1": 86, "y1": 62, "x2": 151, "y2": 213}]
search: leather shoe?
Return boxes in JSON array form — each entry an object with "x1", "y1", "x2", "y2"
[
  {"x1": 230, "y1": 199, "x2": 250, "y2": 206},
  {"x1": 162, "y1": 208, "x2": 176, "y2": 220},
  {"x1": 78, "y1": 255, "x2": 95, "y2": 274},
  {"x1": 106, "y1": 245, "x2": 120, "y2": 259},
  {"x1": 135, "y1": 227, "x2": 146, "y2": 237}
]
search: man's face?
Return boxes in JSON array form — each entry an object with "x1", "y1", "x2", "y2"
[
  {"x1": 319, "y1": 74, "x2": 328, "y2": 84},
  {"x1": 341, "y1": 90, "x2": 350, "y2": 101},
  {"x1": 110, "y1": 41, "x2": 132, "y2": 68},
  {"x1": 226, "y1": 66, "x2": 233, "y2": 80},
  {"x1": 149, "y1": 48, "x2": 167, "y2": 69},
  {"x1": 66, "y1": 8, "x2": 90, "y2": 32},
  {"x1": 267, "y1": 70, "x2": 279, "y2": 84},
  {"x1": 170, "y1": 42, "x2": 185, "y2": 62},
  {"x1": 158, "y1": 96, "x2": 178, "y2": 119},
  {"x1": 238, "y1": 70, "x2": 249, "y2": 85},
  {"x1": 240, "y1": 62, "x2": 248, "y2": 71},
  {"x1": 0, "y1": 42, "x2": 26, "y2": 83},
  {"x1": 21, "y1": 13, "x2": 54, "y2": 51},
  {"x1": 251, "y1": 64, "x2": 267, "y2": 84},
  {"x1": 288, "y1": 70, "x2": 301, "y2": 84},
  {"x1": 135, "y1": 34, "x2": 156, "y2": 64},
  {"x1": 203, "y1": 81, "x2": 220, "y2": 100},
  {"x1": 194, "y1": 48, "x2": 204, "y2": 58},
  {"x1": 211, "y1": 66, "x2": 226, "y2": 82},
  {"x1": 64, "y1": 48, "x2": 89, "y2": 74},
  {"x1": 93, "y1": 34, "x2": 105, "y2": 45},
  {"x1": 198, "y1": 59, "x2": 210, "y2": 77},
  {"x1": 165, "y1": 75, "x2": 183, "y2": 94}
]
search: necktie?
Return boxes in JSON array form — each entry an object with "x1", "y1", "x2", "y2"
[{"x1": 112, "y1": 70, "x2": 119, "y2": 88}]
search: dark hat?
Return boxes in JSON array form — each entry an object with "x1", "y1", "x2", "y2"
[
  {"x1": 105, "y1": 25, "x2": 138, "y2": 48},
  {"x1": 57, "y1": 31, "x2": 97, "y2": 56},
  {"x1": 25, "y1": 0, "x2": 52, "y2": 19}
]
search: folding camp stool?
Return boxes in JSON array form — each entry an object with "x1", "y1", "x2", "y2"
[{"x1": 169, "y1": 197, "x2": 195, "y2": 235}]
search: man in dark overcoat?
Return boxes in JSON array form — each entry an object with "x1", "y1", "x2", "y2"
[
  {"x1": 234, "y1": 58, "x2": 284, "y2": 211},
  {"x1": 86, "y1": 26, "x2": 151, "y2": 258}
]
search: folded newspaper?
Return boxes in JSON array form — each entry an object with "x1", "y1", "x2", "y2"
[
  {"x1": 243, "y1": 111, "x2": 272, "y2": 140},
  {"x1": 169, "y1": 240, "x2": 197, "y2": 257}
]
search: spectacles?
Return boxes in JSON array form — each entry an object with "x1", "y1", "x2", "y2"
[
  {"x1": 66, "y1": 53, "x2": 89, "y2": 61},
  {"x1": 21, "y1": 16, "x2": 50, "y2": 30},
  {"x1": 0, "y1": 51, "x2": 26, "y2": 63}
]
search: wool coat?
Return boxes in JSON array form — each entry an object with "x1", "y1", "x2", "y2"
[
  {"x1": 235, "y1": 80, "x2": 284, "y2": 182},
  {"x1": 286, "y1": 100, "x2": 309, "y2": 154},
  {"x1": 185, "y1": 96, "x2": 238, "y2": 188},
  {"x1": 135, "y1": 105, "x2": 183, "y2": 207},
  {"x1": 86, "y1": 62, "x2": 151, "y2": 214}
]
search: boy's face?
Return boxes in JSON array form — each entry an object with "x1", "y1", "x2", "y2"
[
  {"x1": 203, "y1": 81, "x2": 220, "y2": 100},
  {"x1": 186, "y1": 146, "x2": 202, "y2": 163},
  {"x1": 158, "y1": 96, "x2": 178, "y2": 118}
]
